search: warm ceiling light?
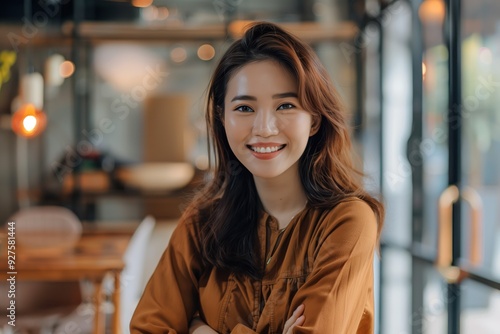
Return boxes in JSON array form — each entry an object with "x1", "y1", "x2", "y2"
[
  {"x1": 59, "y1": 60, "x2": 75, "y2": 78},
  {"x1": 197, "y1": 44, "x2": 215, "y2": 61},
  {"x1": 11, "y1": 103, "x2": 47, "y2": 138},
  {"x1": 419, "y1": 0, "x2": 446, "y2": 24},
  {"x1": 13, "y1": 73, "x2": 47, "y2": 138},
  {"x1": 23, "y1": 115, "x2": 37, "y2": 131},
  {"x1": 132, "y1": 0, "x2": 153, "y2": 8},
  {"x1": 422, "y1": 62, "x2": 427, "y2": 77}
]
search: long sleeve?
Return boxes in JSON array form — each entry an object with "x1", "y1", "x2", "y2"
[
  {"x1": 130, "y1": 219, "x2": 203, "y2": 334},
  {"x1": 289, "y1": 200, "x2": 377, "y2": 333}
]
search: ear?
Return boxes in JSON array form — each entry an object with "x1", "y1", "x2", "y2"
[{"x1": 309, "y1": 116, "x2": 320, "y2": 136}]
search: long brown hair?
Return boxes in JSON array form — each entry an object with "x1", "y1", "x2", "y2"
[{"x1": 182, "y1": 22, "x2": 384, "y2": 279}]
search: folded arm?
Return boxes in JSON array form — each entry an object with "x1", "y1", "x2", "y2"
[{"x1": 288, "y1": 200, "x2": 378, "y2": 333}]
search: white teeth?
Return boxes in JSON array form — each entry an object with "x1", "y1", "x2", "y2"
[{"x1": 250, "y1": 145, "x2": 284, "y2": 153}]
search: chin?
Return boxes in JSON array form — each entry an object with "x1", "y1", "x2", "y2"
[{"x1": 244, "y1": 166, "x2": 289, "y2": 180}]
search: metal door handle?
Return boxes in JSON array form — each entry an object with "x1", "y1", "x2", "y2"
[
  {"x1": 462, "y1": 187, "x2": 482, "y2": 266},
  {"x1": 436, "y1": 185, "x2": 483, "y2": 283},
  {"x1": 436, "y1": 185, "x2": 460, "y2": 282}
]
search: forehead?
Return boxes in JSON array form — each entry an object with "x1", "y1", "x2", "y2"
[{"x1": 225, "y1": 60, "x2": 297, "y2": 99}]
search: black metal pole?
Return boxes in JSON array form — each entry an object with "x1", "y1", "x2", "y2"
[
  {"x1": 445, "y1": 0, "x2": 462, "y2": 332},
  {"x1": 407, "y1": 0, "x2": 425, "y2": 333},
  {"x1": 71, "y1": 0, "x2": 83, "y2": 218},
  {"x1": 353, "y1": 37, "x2": 364, "y2": 140}
]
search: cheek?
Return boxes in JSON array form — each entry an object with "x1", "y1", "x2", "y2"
[
  {"x1": 224, "y1": 115, "x2": 246, "y2": 145},
  {"x1": 287, "y1": 115, "x2": 313, "y2": 139}
]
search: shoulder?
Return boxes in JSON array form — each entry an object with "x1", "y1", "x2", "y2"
[
  {"x1": 318, "y1": 197, "x2": 377, "y2": 246},
  {"x1": 168, "y1": 213, "x2": 202, "y2": 251},
  {"x1": 327, "y1": 197, "x2": 376, "y2": 221}
]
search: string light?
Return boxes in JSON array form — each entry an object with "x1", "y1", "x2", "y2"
[
  {"x1": 171, "y1": 47, "x2": 187, "y2": 63},
  {"x1": 60, "y1": 60, "x2": 75, "y2": 78},
  {"x1": 197, "y1": 44, "x2": 215, "y2": 61}
]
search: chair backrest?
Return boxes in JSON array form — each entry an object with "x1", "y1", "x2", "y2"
[
  {"x1": 121, "y1": 215, "x2": 156, "y2": 333},
  {"x1": 8, "y1": 206, "x2": 82, "y2": 255}
]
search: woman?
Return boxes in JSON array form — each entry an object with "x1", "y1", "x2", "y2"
[{"x1": 130, "y1": 22, "x2": 384, "y2": 334}]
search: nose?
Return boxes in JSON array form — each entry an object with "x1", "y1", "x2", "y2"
[{"x1": 252, "y1": 109, "x2": 279, "y2": 137}]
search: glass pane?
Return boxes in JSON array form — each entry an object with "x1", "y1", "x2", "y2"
[
  {"x1": 381, "y1": 248, "x2": 449, "y2": 334},
  {"x1": 420, "y1": 264, "x2": 448, "y2": 334},
  {"x1": 460, "y1": 0, "x2": 500, "y2": 281},
  {"x1": 461, "y1": 280, "x2": 500, "y2": 333},
  {"x1": 381, "y1": 248, "x2": 412, "y2": 334},
  {"x1": 380, "y1": 0, "x2": 413, "y2": 247},
  {"x1": 420, "y1": 0, "x2": 449, "y2": 251}
]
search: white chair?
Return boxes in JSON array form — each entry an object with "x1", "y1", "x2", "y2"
[{"x1": 120, "y1": 215, "x2": 156, "y2": 333}]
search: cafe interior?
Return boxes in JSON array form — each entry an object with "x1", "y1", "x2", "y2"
[{"x1": 0, "y1": 0, "x2": 499, "y2": 333}]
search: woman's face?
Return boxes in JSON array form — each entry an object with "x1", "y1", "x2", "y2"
[{"x1": 223, "y1": 60, "x2": 314, "y2": 181}]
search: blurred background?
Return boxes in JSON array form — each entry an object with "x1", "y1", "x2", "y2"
[{"x1": 0, "y1": 0, "x2": 499, "y2": 333}]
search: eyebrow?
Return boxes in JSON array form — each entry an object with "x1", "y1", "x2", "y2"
[{"x1": 230, "y1": 92, "x2": 298, "y2": 102}]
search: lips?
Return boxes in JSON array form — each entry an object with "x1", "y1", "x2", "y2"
[
  {"x1": 247, "y1": 143, "x2": 286, "y2": 160},
  {"x1": 247, "y1": 144, "x2": 285, "y2": 153}
]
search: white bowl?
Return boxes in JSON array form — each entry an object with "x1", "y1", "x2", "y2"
[{"x1": 116, "y1": 162, "x2": 195, "y2": 192}]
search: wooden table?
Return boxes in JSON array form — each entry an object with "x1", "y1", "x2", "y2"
[{"x1": 0, "y1": 224, "x2": 136, "y2": 334}]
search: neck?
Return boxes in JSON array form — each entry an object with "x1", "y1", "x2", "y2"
[{"x1": 253, "y1": 164, "x2": 308, "y2": 229}]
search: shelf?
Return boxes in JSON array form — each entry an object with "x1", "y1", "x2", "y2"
[
  {"x1": 0, "y1": 21, "x2": 358, "y2": 49},
  {"x1": 0, "y1": 24, "x2": 72, "y2": 48},
  {"x1": 61, "y1": 21, "x2": 358, "y2": 44}
]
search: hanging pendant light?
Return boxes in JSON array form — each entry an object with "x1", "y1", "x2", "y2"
[
  {"x1": 11, "y1": 72, "x2": 47, "y2": 138},
  {"x1": 11, "y1": 103, "x2": 47, "y2": 138}
]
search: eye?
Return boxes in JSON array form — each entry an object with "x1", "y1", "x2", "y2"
[
  {"x1": 277, "y1": 103, "x2": 295, "y2": 110},
  {"x1": 234, "y1": 105, "x2": 254, "y2": 112}
]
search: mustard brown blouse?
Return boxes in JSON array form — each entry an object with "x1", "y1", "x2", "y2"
[{"x1": 130, "y1": 198, "x2": 377, "y2": 333}]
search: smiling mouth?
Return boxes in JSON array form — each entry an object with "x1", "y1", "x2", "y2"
[{"x1": 247, "y1": 144, "x2": 286, "y2": 153}]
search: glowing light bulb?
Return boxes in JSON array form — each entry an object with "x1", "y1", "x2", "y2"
[
  {"x1": 23, "y1": 115, "x2": 37, "y2": 132},
  {"x1": 11, "y1": 103, "x2": 47, "y2": 138}
]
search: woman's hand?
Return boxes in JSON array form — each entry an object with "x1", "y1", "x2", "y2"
[
  {"x1": 189, "y1": 316, "x2": 218, "y2": 334},
  {"x1": 283, "y1": 304, "x2": 305, "y2": 334},
  {"x1": 189, "y1": 306, "x2": 304, "y2": 334}
]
